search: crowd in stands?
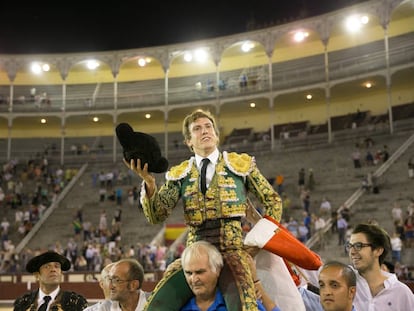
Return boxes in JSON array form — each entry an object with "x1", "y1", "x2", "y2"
[
  {"x1": 391, "y1": 200, "x2": 414, "y2": 251},
  {"x1": 0, "y1": 157, "x2": 78, "y2": 273},
  {"x1": 0, "y1": 156, "x2": 190, "y2": 277},
  {"x1": 264, "y1": 138, "x2": 414, "y2": 281},
  {"x1": 1, "y1": 128, "x2": 413, "y2": 300},
  {"x1": 63, "y1": 166, "x2": 182, "y2": 276}
]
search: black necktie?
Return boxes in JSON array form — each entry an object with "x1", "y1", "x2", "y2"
[
  {"x1": 38, "y1": 296, "x2": 51, "y2": 311},
  {"x1": 200, "y1": 158, "x2": 210, "y2": 195}
]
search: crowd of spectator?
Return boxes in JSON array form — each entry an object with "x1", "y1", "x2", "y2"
[
  {"x1": 1, "y1": 129, "x2": 413, "y2": 291},
  {"x1": 0, "y1": 157, "x2": 78, "y2": 273},
  {"x1": 1, "y1": 164, "x2": 182, "y2": 277}
]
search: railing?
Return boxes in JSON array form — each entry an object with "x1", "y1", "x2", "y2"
[
  {"x1": 1, "y1": 114, "x2": 413, "y2": 165},
  {"x1": 1, "y1": 33, "x2": 413, "y2": 115},
  {"x1": 306, "y1": 131, "x2": 414, "y2": 250},
  {"x1": 0, "y1": 272, "x2": 158, "y2": 301}
]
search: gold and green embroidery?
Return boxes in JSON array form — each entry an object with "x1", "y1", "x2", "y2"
[{"x1": 224, "y1": 151, "x2": 254, "y2": 176}]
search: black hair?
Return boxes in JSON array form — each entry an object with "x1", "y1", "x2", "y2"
[
  {"x1": 352, "y1": 223, "x2": 391, "y2": 265},
  {"x1": 320, "y1": 260, "x2": 356, "y2": 287}
]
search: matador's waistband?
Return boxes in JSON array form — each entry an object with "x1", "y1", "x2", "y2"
[{"x1": 194, "y1": 217, "x2": 242, "y2": 248}]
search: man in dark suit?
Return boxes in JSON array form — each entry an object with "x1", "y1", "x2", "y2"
[{"x1": 13, "y1": 251, "x2": 88, "y2": 311}]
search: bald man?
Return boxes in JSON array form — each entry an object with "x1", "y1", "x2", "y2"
[{"x1": 84, "y1": 262, "x2": 115, "y2": 311}]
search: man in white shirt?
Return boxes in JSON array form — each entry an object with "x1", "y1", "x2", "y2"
[
  {"x1": 104, "y1": 259, "x2": 148, "y2": 311},
  {"x1": 314, "y1": 215, "x2": 326, "y2": 250},
  {"x1": 390, "y1": 202, "x2": 403, "y2": 223},
  {"x1": 319, "y1": 197, "x2": 332, "y2": 217},
  {"x1": 84, "y1": 262, "x2": 115, "y2": 311},
  {"x1": 347, "y1": 223, "x2": 414, "y2": 310},
  {"x1": 0, "y1": 217, "x2": 10, "y2": 234}
]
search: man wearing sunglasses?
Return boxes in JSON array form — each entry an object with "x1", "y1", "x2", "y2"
[{"x1": 347, "y1": 223, "x2": 414, "y2": 310}]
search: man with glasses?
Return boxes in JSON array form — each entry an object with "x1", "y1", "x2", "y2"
[
  {"x1": 104, "y1": 258, "x2": 149, "y2": 311},
  {"x1": 347, "y1": 223, "x2": 414, "y2": 310}
]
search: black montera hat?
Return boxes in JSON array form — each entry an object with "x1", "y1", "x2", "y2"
[
  {"x1": 26, "y1": 251, "x2": 71, "y2": 273},
  {"x1": 115, "y1": 122, "x2": 169, "y2": 173}
]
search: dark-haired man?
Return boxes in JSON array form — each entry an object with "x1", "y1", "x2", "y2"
[
  {"x1": 318, "y1": 261, "x2": 356, "y2": 311},
  {"x1": 347, "y1": 223, "x2": 414, "y2": 310},
  {"x1": 13, "y1": 251, "x2": 88, "y2": 311}
]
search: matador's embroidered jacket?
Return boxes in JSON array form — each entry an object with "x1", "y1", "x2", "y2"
[
  {"x1": 141, "y1": 151, "x2": 283, "y2": 311},
  {"x1": 13, "y1": 289, "x2": 88, "y2": 311},
  {"x1": 141, "y1": 152, "x2": 282, "y2": 311},
  {"x1": 141, "y1": 151, "x2": 282, "y2": 250}
]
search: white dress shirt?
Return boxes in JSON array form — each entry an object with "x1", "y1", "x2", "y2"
[
  {"x1": 353, "y1": 269, "x2": 414, "y2": 311},
  {"x1": 37, "y1": 287, "x2": 59, "y2": 311},
  {"x1": 195, "y1": 148, "x2": 219, "y2": 190}
]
